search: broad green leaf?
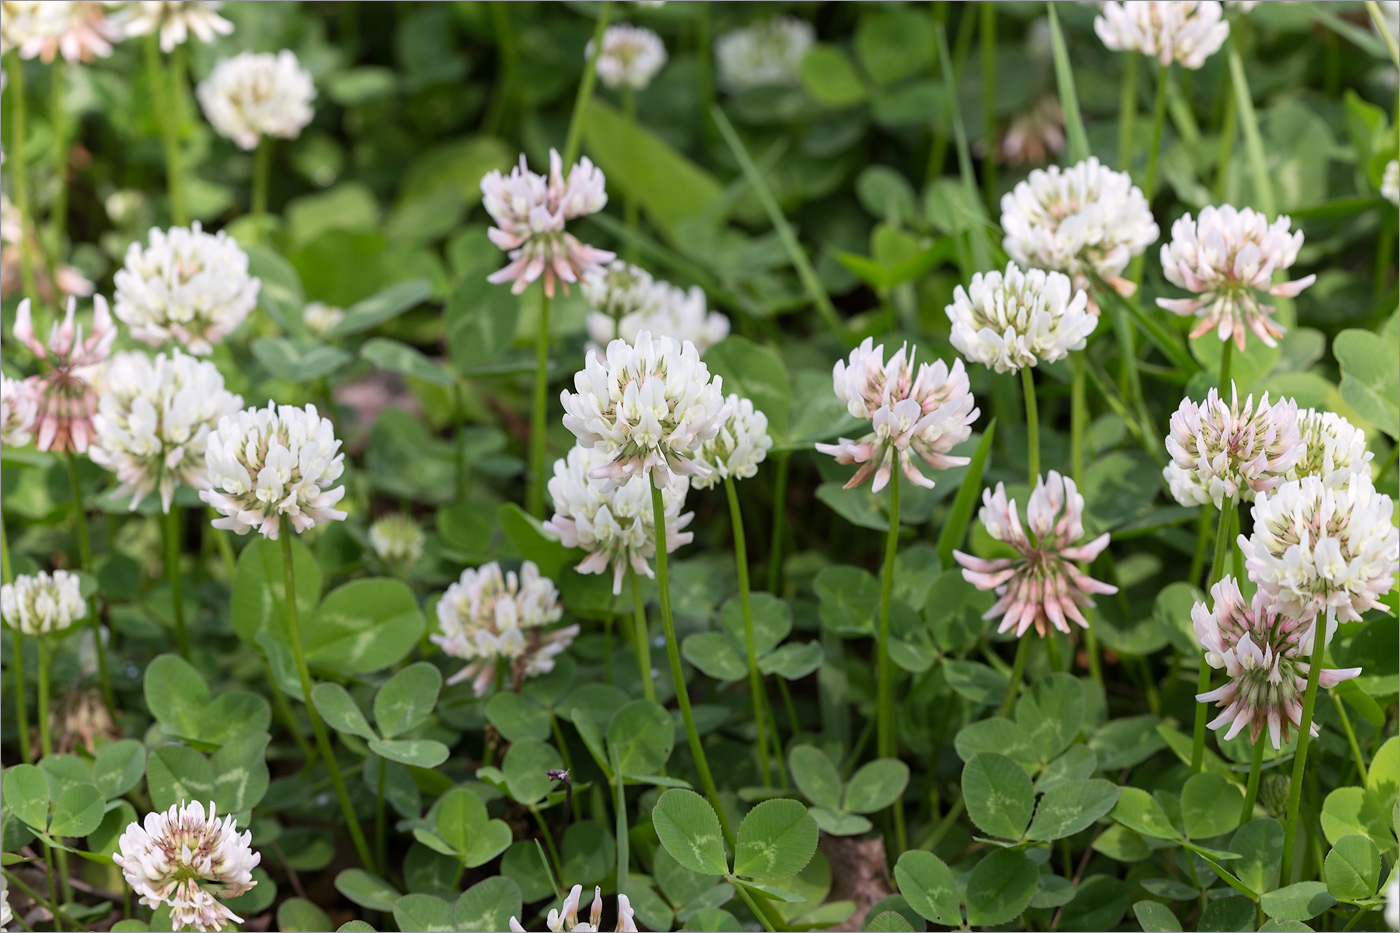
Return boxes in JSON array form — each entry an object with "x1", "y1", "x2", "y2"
[
  {"x1": 1026, "y1": 779, "x2": 1121, "y2": 842},
  {"x1": 392, "y1": 894, "x2": 456, "y2": 933},
  {"x1": 607, "y1": 700, "x2": 675, "y2": 776},
  {"x1": 1057, "y1": 874, "x2": 1131, "y2": 931},
  {"x1": 652, "y1": 789, "x2": 729, "y2": 877},
  {"x1": 455, "y1": 877, "x2": 523, "y2": 933},
  {"x1": 486, "y1": 692, "x2": 552, "y2": 743},
  {"x1": 501, "y1": 740, "x2": 564, "y2": 807},
  {"x1": 369, "y1": 739, "x2": 451, "y2": 769},
  {"x1": 1324, "y1": 834, "x2": 1382, "y2": 901},
  {"x1": 862, "y1": 911, "x2": 915, "y2": 932},
  {"x1": 1031, "y1": 874, "x2": 1077, "y2": 909},
  {"x1": 809, "y1": 809, "x2": 873, "y2": 836},
  {"x1": 943, "y1": 660, "x2": 1009, "y2": 707},
  {"x1": 499, "y1": 503, "x2": 571, "y2": 581},
  {"x1": 682, "y1": 908, "x2": 743, "y2": 932},
  {"x1": 1260, "y1": 882, "x2": 1336, "y2": 921},
  {"x1": 1320, "y1": 786, "x2": 1393, "y2": 848},
  {"x1": 732, "y1": 798, "x2": 818, "y2": 879},
  {"x1": 964, "y1": 849, "x2": 1039, "y2": 927},
  {"x1": 145, "y1": 746, "x2": 215, "y2": 813},
  {"x1": 682, "y1": 633, "x2": 747, "y2": 682},
  {"x1": 304, "y1": 579, "x2": 425, "y2": 676},
  {"x1": 703, "y1": 338, "x2": 792, "y2": 440},
  {"x1": 759, "y1": 642, "x2": 824, "y2": 680},
  {"x1": 893, "y1": 850, "x2": 959, "y2": 927},
  {"x1": 251, "y1": 337, "x2": 354, "y2": 382},
  {"x1": 143, "y1": 654, "x2": 210, "y2": 740},
  {"x1": 1368, "y1": 737, "x2": 1398, "y2": 801},
  {"x1": 311, "y1": 683, "x2": 379, "y2": 742},
  {"x1": 375, "y1": 662, "x2": 443, "y2": 739},
  {"x1": 1198, "y1": 897, "x2": 1256, "y2": 932},
  {"x1": 961, "y1": 752, "x2": 1034, "y2": 840},
  {"x1": 1230, "y1": 818, "x2": 1284, "y2": 895},
  {"x1": 1335, "y1": 320, "x2": 1399, "y2": 439},
  {"x1": 1133, "y1": 900, "x2": 1184, "y2": 933},
  {"x1": 93, "y1": 740, "x2": 147, "y2": 800},
  {"x1": 279, "y1": 898, "x2": 334, "y2": 933},
  {"x1": 1035, "y1": 745, "x2": 1099, "y2": 795},
  {"x1": 87, "y1": 801, "x2": 138, "y2": 859},
  {"x1": 335, "y1": 869, "x2": 402, "y2": 912},
  {"x1": 719, "y1": 591, "x2": 792, "y2": 661},
  {"x1": 360, "y1": 337, "x2": 453, "y2": 387},
  {"x1": 1112, "y1": 787, "x2": 1181, "y2": 840},
  {"x1": 800, "y1": 45, "x2": 866, "y2": 108},
  {"x1": 230, "y1": 536, "x2": 320, "y2": 646},
  {"x1": 560, "y1": 821, "x2": 616, "y2": 887},
  {"x1": 1182, "y1": 772, "x2": 1244, "y2": 840},
  {"x1": 48, "y1": 784, "x2": 105, "y2": 838},
  {"x1": 814, "y1": 565, "x2": 879, "y2": 637},
  {"x1": 843, "y1": 759, "x2": 909, "y2": 815},
  {"x1": 445, "y1": 272, "x2": 519, "y2": 373},
  {"x1": 324, "y1": 279, "x2": 431, "y2": 338},
  {"x1": 953, "y1": 718, "x2": 1039, "y2": 772},
  {"x1": 788, "y1": 745, "x2": 843, "y2": 812},
  {"x1": 38, "y1": 755, "x2": 92, "y2": 798},
  {"x1": 434, "y1": 787, "x2": 513, "y2": 868},
  {"x1": 212, "y1": 732, "x2": 272, "y2": 813},
  {"x1": 855, "y1": 9, "x2": 934, "y2": 86},
  {"x1": 197, "y1": 692, "x2": 272, "y2": 747}
]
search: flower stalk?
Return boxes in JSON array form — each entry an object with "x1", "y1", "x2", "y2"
[
  {"x1": 629, "y1": 570, "x2": 657, "y2": 704},
  {"x1": 66, "y1": 451, "x2": 114, "y2": 710},
  {"x1": 562, "y1": 1, "x2": 613, "y2": 166},
  {"x1": 725, "y1": 475, "x2": 773, "y2": 787},
  {"x1": 162, "y1": 505, "x2": 189, "y2": 659},
  {"x1": 1, "y1": 523, "x2": 31, "y2": 765},
  {"x1": 251, "y1": 137, "x2": 271, "y2": 244},
  {"x1": 6, "y1": 54, "x2": 41, "y2": 304},
  {"x1": 528, "y1": 291, "x2": 551, "y2": 518},
  {"x1": 1191, "y1": 493, "x2": 1235, "y2": 774},
  {"x1": 1021, "y1": 366, "x2": 1040, "y2": 482},
  {"x1": 1280, "y1": 613, "x2": 1329, "y2": 882},
  {"x1": 144, "y1": 34, "x2": 187, "y2": 225},
  {"x1": 1240, "y1": 736, "x2": 1266, "y2": 823}
]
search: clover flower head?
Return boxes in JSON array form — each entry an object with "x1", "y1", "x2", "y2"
[
  {"x1": 13, "y1": 295, "x2": 117, "y2": 453},
  {"x1": 1, "y1": 194, "x2": 96, "y2": 304},
  {"x1": 1, "y1": 570, "x2": 86, "y2": 637},
  {"x1": 431, "y1": 561, "x2": 574, "y2": 696},
  {"x1": 368, "y1": 514, "x2": 424, "y2": 568},
  {"x1": 815, "y1": 338, "x2": 978, "y2": 493},
  {"x1": 197, "y1": 49, "x2": 315, "y2": 150},
  {"x1": 90, "y1": 349, "x2": 243, "y2": 513},
  {"x1": 1095, "y1": 1, "x2": 1230, "y2": 69},
  {"x1": 714, "y1": 16, "x2": 815, "y2": 93},
  {"x1": 545, "y1": 443, "x2": 694, "y2": 595},
  {"x1": 1383, "y1": 160, "x2": 1399, "y2": 207},
  {"x1": 1, "y1": 880, "x2": 9, "y2": 932},
  {"x1": 954, "y1": 471, "x2": 1118, "y2": 638},
  {"x1": 113, "y1": 223, "x2": 260, "y2": 355},
  {"x1": 690, "y1": 394, "x2": 773, "y2": 491},
  {"x1": 561, "y1": 331, "x2": 730, "y2": 490},
  {"x1": 13, "y1": 0, "x2": 118, "y2": 63},
  {"x1": 1156, "y1": 205, "x2": 1315, "y2": 351},
  {"x1": 1193, "y1": 576, "x2": 1361, "y2": 749},
  {"x1": 1163, "y1": 384, "x2": 1304, "y2": 508},
  {"x1": 999, "y1": 96, "x2": 1067, "y2": 167},
  {"x1": 481, "y1": 149, "x2": 615, "y2": 297},
  {"x1": 588, "y1": 280, "x2": 730, "y2": 358},
  {"x1": 301, "y1": 302, "x2": 344, "y2": 338},
  {"x1": 945, "y1": 261, "x2": 1096, "y2": 373},
  {"x1": 509, "y1": 885, "x2": 638, "y2": 933},
  {"x1": 2, "y1": 374, "x2": 38, "y2": 448},
  {"x1": 200, "y1": 401, "x2": 347, "y2": 540},
  {"x1": 1285, "y1": 409, "x2": 1373, "y2": 487},
  {"x1": 588, "y1": 23, "x2": 667, "y2": 90},
  {"x1": 113, "y1": 800, "x2": 259, "y2": 933},
  {"x1": 1241, "y1": 473, "x2": 1399, "y2": 625},
  {"x1": 1, "y1": 1, "x2": 70, "y2": 54},
  {"x1": 582, "y1": 261, "x2": 656, "y2": 324},
  {"x1": 113, "y1": 1, "x2": 232, "y2": 52},
  {"x1": 1000, "y1": 156, "x2": 1159, "y2": 298}
]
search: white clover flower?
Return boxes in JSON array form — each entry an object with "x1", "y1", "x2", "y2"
[
  {"x1": 582, "y1": 260, "x2": 656, "y2": 324},
  {"x1": 561, "y1": 331, "x2": 730, "y2": 490},
  {"x1": 2, "y1": 374, "x2": 38, "y2": 448},
  {"x1": 1157, "y1": 205, "x2": 1315, "y2": 351},
  {"x1": 1193, "y1": 576, "x2": 1360, "y2": 749},
  {"x1": 481, "y1": 149, "x2": 615, "y2": 297},
  {"x1": 715, "y1": 16, "x2": 815, "y2": 93},
  {"x1": 1382, "y1": 159, "x2": 1399, "y2": 207},
  {"x1": 301, "y1": 301, "x2": 344, "y2": 338},
  {"x1": 1163, "y1": 384, "x2": 1304, "y2": 508},
  {"x1": 1001, "y1": 156, "x2": 1159, "y2": 299},
  {"x1": 945, "y1": 262, "x2": 1095, "y2": 373},
  {"x1": 368, "y1": 514, "x2": 424, "y2": 568},
  {"x1": 588, "y1": 23, "x2": 667, "y2": 90},
  {"x1": 89, "y1": 349, "x2": 243, "y2": 513},
  {"x1": 1, "y1": 570, "x2": 86, "y2": 637},
  {"x1": 999, "y1": 95, "x2": 1067, "y2": 167},
  {"x1": 113, "y1": 1, "x2": 232, "y2": 53},
  {"x1": 200, "y1": 401, "x2": 347, "y2": 540},
  {"x1": 1, "y1": 879, "x2": 9, "y2": 932},
  {"x1": 1, "y1": 1, "x2": 72, "y2": 55},
  {"x1": 587, "y1": 280, "x2": 730, "y2": 358},
  {"x1": 105, "y1": 189, "x2": 149, "y2": 228},
  {"x1": 1225, "y1": 1, "x2": 1261, "y2": 11},
  {"x1": 1387, "y1": 876, "x2": 1399, "y2": 932},
  {"x1": 510, "y1": 885, "x2": 638, "y2": 933},
  {"x1": 1284, "y1": 409, "x2": 1373, "y2": 487},
  {"x1": 13, "y1": 0, "x2": 118, "y2": 63},
  {"x1": 197, "y1": 50, "x2": 315, "y2": 151},
  {"x1": 1095, "y1": 1, "x2": 1230, "y2": 69},
  {"x1": 690, "y1": 394, "x2": 772, "y2": 491},
  {"x1": 545, "y1": 443, "x2": 694, "y2": 595},
  {"x1": 113, "y1": 223, "x2": 260, "y2": 356},
  {"x1": 113, "y1": 800, "x2": 259, "y2": 933},
  {"x1": 1241, "y1": 473, "x2": 1399, "y2": 626},
  {"x1": 815, "y1": 339, "x2": 978, "y2": 493},
  {"x1": 13, "y1": 296, "x2": 117, "y2": 454},
  {"x1": 431, "y1": 561, "x2": 575, "y2": 696}
]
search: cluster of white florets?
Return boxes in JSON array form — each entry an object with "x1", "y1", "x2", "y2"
[
  {"x1": 509, "y1": 884, "x2": 638, "y2": 933},
  {"x1": 113, "y1": 1, "x2": 233, "y2": 53},
  {"x1": 1285, "y1": 409, "x2": 1373, "y2": 487},
  {"x1": 1, "y1": 570, "x2": 86, "y2": 637},
  {"x1": 1, "y1": 374, "x2": 38, "y2": 448},
  {"x1": 1094, "y1": 1, "x2": 1230, "y2": 69},
  {"x1": 588, "y1": 23, "x2": 667, "y2": 90},
  {"x1": 690, "y1": 394, "x2": 773, "y2": 491},
  {"x1": 368, "y1": 514, "x2": 425, "y2": 569},
  {"x1": 1162, "y1": 385, "x2": 1303, "y2": 508},
  {"x1": 197, "y1": 49, "x2": 315, "y2": 150},
  {"x1": 585, "y1": 277, "x2": 730, "y2": 358},
  {"x1": 945, "y1": 262, "x2": 1096, "y2": 373},
  {"x1": 714, "y1": 16, "x2": 815, "y2": 93}
]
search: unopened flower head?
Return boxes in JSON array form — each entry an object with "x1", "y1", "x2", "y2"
[
  {"x1": 588, "y1": 23, "x2": 667, "y2": 90},
  {"x1": 481, "y1": 149, "x2": 615, "y2": 297},
  {"x1": 1241, "y1": 473, "x2": 1399, "y2": 625},
  {"x1": 1383, "y1": 159, "x2": 1399, "y2": 207},
  {"x1": 1193, "y1": 576, "x2": 1361, "y2": 749},
  {"x1": 13, "y1": 0, "x2": 118, "y2": 63},
  {"x1": 197, "y1": 50, "x2": 315, "y2": 150},
  {"x1": 1001, "y1": 156, "x2": 1159, "y2": 297},
  {"x1": 1157, "y1": 205, "x2": 1315, "y2": 350},
  {"x1": 715, "y1": 16, "x2": 814, "y2": 93},
  {"x1": 1163, "y1": 384, "x2": 1304, "y2": 508},
  {"x1": 691, "y1": 394, "x2": 772, "y2": 491},
  {"x1": 1095, "y1": 1, "x2": 1230, "y2": 69},
  {"x1": 945, "y1": 262, "x2": 1096, "y2": 373},
  {"x1": 200, "y1": 401, "x2": 347, "y2": 540},
  {"x1": 13, "y1": 296, "x2": 117, "y2": 453},
  {"x1": 586, "y1": 280, "x2": 730, "y2": 357},
  {"x1": 545, "y1": 443, "x2": 694, "y2": 595},
  {"x1": 1, "y1": 374, "x2": 38, "y2": 448},
  {"x1": 509, "y1": 885, "x2": 638, "y2": 933},
  {"x1": 113, "y1": 223, "x2": 260, "y2": 355},
  {"x1": 955, "y1": 471, "x2": 1118, "y2": 638},
  {"x1": 1285, "y1": 409, "x2": 1373, "y2": 487},
  {"x1": 113, "y1": 800, "x2": 259, "y2": 933},
  {"x1": 431, "y1": 561, "x2": 575, "y2": 696},
  {"x1": 301, "y1": 302, "x2": 344, "y2": 338},
  {"x1": 999, "y1": 96, "x2": 1067, "y2": 167},
  {"x1": 90, "y1": 349, "x2": 243, "y2": 513},
  {"x1": 561, "y1": 331, "x2": 730, "y2": 490},
  {"x1": 1, "y1": 570, "x2": 86, "y2": 637},
  {"x1": 815, "y1": 339, "x2": 978, "y2": 493},
  {"x1": 368, "y1": 514, "x2": 424, "y2": 569},
  {"x1": 582, "y1": 260, "x2": 656, "y2": 323},
  {"x1": 113, "y1": 1, "x2": 233, "y2": 53}
]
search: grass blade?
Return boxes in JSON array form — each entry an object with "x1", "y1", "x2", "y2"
[
  {"x1": 1047, "y1": 2, "x2": 1091, "y2": 163},
  {"x1": 1090, "y1": 271, "x2": 1200, "y2": 375},
  {"x1": 934, "y1": 20, "x2": 993, "y2": 271},
  {"x1": 936, "y1": 418, "x2": 997, "y2": 569},
  {"x1": 1226, "y1": 37, "x2": 1275, "y2": 217}
]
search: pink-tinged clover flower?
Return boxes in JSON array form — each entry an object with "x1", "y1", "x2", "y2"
[
  {"x1": 1, "y1": 374, "x2": 39, "y2": 448},
  {"x1": 1157, "y1": 205, "x2": 1315, "y2": 351},
  {"x1": 1162, "y1": 384, "x2": 1304, "y2": 509},
  {"x1": 112, "y1": 1, "x2": 234, "y2": 53},
  {"x1": 954, "y1": 471, "x2": 1118, "y2": 638},
  {"x1": 1193, "y1": 576, "x2": 1361, "y2": 749},
  {"x1": 481, "y1": 149, "x2": 615, "y2": 297},
  {"x1": 13, "y1": 296, "x2": 118, "y2": 454},
  {"x1": 815, "y1": 338, "x2": 978, "y2": 493},
  {"x1": 509, "y1": 885, "x2": 638, "y2": 933}
]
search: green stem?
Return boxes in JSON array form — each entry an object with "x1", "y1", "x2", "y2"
[
  {"x1": 1189, "y1": 505, "x2": 1212, "y2": 589},
  {"x1": 6, "y1": 55, "x2": 40, "y2": 305},
  {"x1": 50, "y1": 58, "x2": 68, "y2": 256},
  {"x1": 144, "y1": 35, "x2": 186, "y2": 225},
  {"x1": 999, "y1": 635, "x2": 1031, "y2": 718},
  {"x1": 776, "y1": 675, "x2": 800, "y2": 741},
  {"x1": 650, "y1": 483, "x2": 734, "y2": 847},
  {"x1": 1118, "y1": 52, "x2": 1139, "y2": 173},
  {"x1": 1218, "y1": 338, "x2": 1233, "y2": 391},
  {"x1": 1240, "y1": 737, "x2": 1266, "y2": 824},
  {"x1": 733, "y1": 883, "x2": 778, "y2": 933},
  {"x1": 725, "y1": 476, "x2": 772, "y2": 787},
  {"x1": 1366, "y1": 0, "x2": 1400, "y2": 66},
  {"x1": 3, "y1": 864, "x2": 81, "y2": 931},
  {"x1": 260, "y1": 653, "x2": 315, "y2": 764},
  {"x1": 252, "y1": 137, "x2": 271, "y2": 243},
  {"x1": 629, "y1": 571, "x2": 656, "y2": 703},
  {"x1": 162, "y1": 505, "x2": 189, "y2": 659},
  {"x1": 1021, "y1": 366, "x2": 1040, "y2": 483},
  {"x1": 2, "y1": 523, "x2": 30, "y2": 764},
  {"x1": 528, "y1": 291, "x2": 551, "y2": 518},
  {"x1": 531, "y1": 806, "x2": 566, "y2": 884},
  {"x1": 1045, "y1": 634, "x2": 1062, "y2": 673},
  {"x1": 622, "y1": 85, "x2": 640, "y2": 260},
  {"x1": 1192, "y1": 494, "x2": 1236, "y2": 773},
  {"x1": 1214, "y1": 66, "x2": 1237, "y2": 203},
  {"x1": 210, "y1": 508, "x2": 237, "y2": 580},
  {"x1": 1280, "y1": 616, "x2": 1330, "y2": 882},
  {"x1": 876, "y1": 470, "x2": 901, "y2": 762},
  {"x1": 562, "y1": 1, "x2": 613, "y2": 165},
  {"x1": 766, "y1": 452, "x2": 790, "y2": 595},
  {"x1": 1070, "y1": 353, "x2": 1086, "y2": 488},
  {"x1": 66, "y1": 452, "x2": 113, "y2": 710},
  {"x1": 1141, "y1": 62, "x2": 1170, "y2": 201},
  {"x1": 696, "y1": 1, "x2": 715, "y2": 144},
  {"x1": 979, "y1": 2, "x2": 997, "y2": 214},
  {"x1": 36, "y1": 636, "x2": 52, "y2": 758},
  {"x1": 1226, "y1": 37, "x2": 1275, "y2": 218},
  {"x1": 1333, "y1": 691, "x2": 1368, "y2": 780},
  {"x1": 280, "y1": 522, "x2": 376, "y2": 870},
  {"x1": 375, "y1": 758, "x2": 388, "y2": 876}
]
